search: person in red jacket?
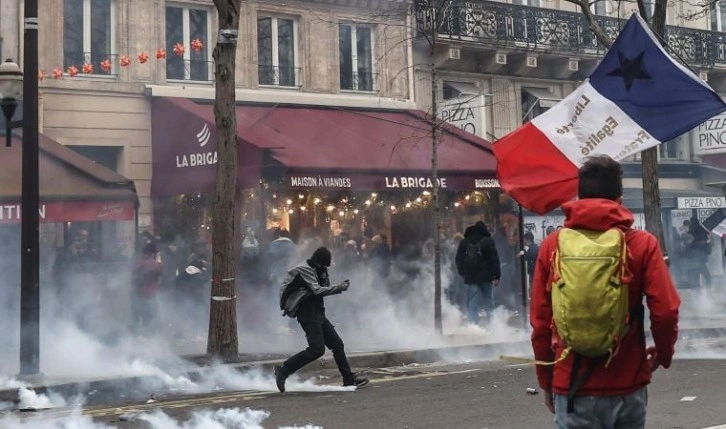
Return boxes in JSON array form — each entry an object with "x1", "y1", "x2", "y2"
[{"x1": 530, "y1": 155, "x2": 680, "y2": 428}]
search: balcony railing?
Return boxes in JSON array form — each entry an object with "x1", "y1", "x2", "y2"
[
  {"x1": 258, "y1": 65, "x2": 301, "y2": 88},
  {"x1": 63, "y1": 52, "x2": 120, "y2": 76},
  {"x1": 341, "y1": 71, "x2": 378, "y2": 92},
  {"x1": 167, "y1": 58, "x2": 214, "y2": 82},
  {"x1": 415, "y1": 0, "x2": 726, "y2": 68}
]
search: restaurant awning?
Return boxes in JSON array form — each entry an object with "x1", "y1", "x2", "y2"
[
  {"x1": 151, "y1": 97, "x2": 498, "y2": 195},
  {"x1": 0, "y1": 133, "x2": 138, "y2": 223}
]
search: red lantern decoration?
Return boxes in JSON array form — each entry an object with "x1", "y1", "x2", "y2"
[
  {"x1": 67, "y1": 65, "x2": 79, "y2": 77},
  {"x1": 155, "y1": 49, "x2": 166, "y2": 60},
  {"x1": 38, "y1": 70, "x2": 45, "y2": 81},
  {"x1": 173, "y1": 43, "x2": 185, "y2": 57},
  {"x1": 139, "y1": 52, "x2": 150, "y2": 64},
  {"x1": 120, "y1": 55, "x2": 131, "y2": 67},
  {"x1": 191, "y1": 38, "x2": 204, "y2": 52},
  {"x1": 100, "y1": 59, "x2": 112, "y2": 73},
  {"x1": 82, "y1": 63, "x2": 94, "y2": 74},
  {"x1": 52, "y1": 68, "x2": 63, "y2": 79}
]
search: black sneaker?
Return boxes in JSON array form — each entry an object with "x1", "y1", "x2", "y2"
[
  {"x1": 343, "y1": 375, "x2": 369, "y2": 389},
  {"x1": 274, "y1": 366, "x2": 287, "y2": 393}
]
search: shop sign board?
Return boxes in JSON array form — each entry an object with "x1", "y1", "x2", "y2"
[
  {"x1": 676, "y1": 197, "x2": 726, "y2": 209},
  {"x1": 695, "y1": 113, "x2": 726, "y2": 155},
  {"x1": 288, "y1": 174, "x2": 500, "y2": 191},
  {"x1": 436, "y1": 95, "x2": 486, "y2": 138}
]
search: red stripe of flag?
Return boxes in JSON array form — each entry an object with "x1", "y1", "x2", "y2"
[{"x1": 493, "y1": 122, "x2": 579, "y2": 214}]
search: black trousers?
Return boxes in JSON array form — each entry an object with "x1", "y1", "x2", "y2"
[{"x1": 282, "y1": 317, "x2": 354, "y2": 382}]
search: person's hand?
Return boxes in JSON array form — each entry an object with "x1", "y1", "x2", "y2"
[
  {"x1": 340, "y1": 280, "x2": 351, "y2": 290},
  {"x1": 493, "y1": 279, "x2": 500, "y2": 287},
  {"x1": 646, "y1": 346, "x2": 661, "y2": 372},
  {"x1": 544, "y1": 389, "x2": 554, "y2": 414}
]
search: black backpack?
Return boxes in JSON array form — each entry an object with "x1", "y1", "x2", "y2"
[{"x1": 462, "y1": 240, "x2": 483, "y2": 275}]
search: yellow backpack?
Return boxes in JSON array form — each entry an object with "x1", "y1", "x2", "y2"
[{"x1": 551, "y1": 228, "x2": 631, "y2": 365}]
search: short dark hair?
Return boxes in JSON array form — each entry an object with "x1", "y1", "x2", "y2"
[
  {"x1": 577, "y1": 155, "x2": 623, "y2": 201},
  {"x1": 142, "y1": 242, "x2": 158, "y2": 256},
  {"x1": 524, "y1": 231, "x2": 534, "y2": 241},
  {"x1": 280, "y1": 229, "x2": 291, "y2": 238}
]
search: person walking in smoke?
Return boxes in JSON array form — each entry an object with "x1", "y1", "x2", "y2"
[
  {"x1": 132, "y1": 242, "x2": 163, "y2": 334},
  {"x1": 275, "y1": 247, "x2": 369, "y2": 392},
  {"x1": 455, "y1": 221, "x2": 501, "y2": 326}
]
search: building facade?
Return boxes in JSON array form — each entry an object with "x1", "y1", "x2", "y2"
[{"x1": 0, "y1": 0, "x2": 414, "y2": 233}]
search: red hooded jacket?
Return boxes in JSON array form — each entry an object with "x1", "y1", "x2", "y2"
[{"x1": 530, "y1": 199, "x2": 680, "y2": 396}]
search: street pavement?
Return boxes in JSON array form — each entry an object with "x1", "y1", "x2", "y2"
[{"x1": 7, "y1": 356, "x2": 726, "y2": 428}]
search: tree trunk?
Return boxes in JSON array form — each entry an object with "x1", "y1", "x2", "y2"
[
  {"x1": 207, "y1": 0, "x2": 241, "y2": 359},
  {"x1": 431, "y1": 44, "x2": 443, "y2": 335}
]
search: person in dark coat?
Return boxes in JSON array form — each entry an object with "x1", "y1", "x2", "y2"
[
  {"x1": 275, "y1": 247, "x2": 369, "y2": 392},
  {"x1": 455, "y1": 222, "x2": 501, "y2": 325}
]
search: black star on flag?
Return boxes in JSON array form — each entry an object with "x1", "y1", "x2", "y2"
[{"x1": 606, "y1": 51, "x2": 651, "y2": 91}]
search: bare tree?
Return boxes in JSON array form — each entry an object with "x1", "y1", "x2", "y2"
[
  {"x1": 565, "y1": 0, "x2": 669, "y2": 255},
  {"x1": 207, "y1": 0, "x2": 242, "y2": 359}
]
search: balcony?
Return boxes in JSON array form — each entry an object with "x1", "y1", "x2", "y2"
[
  {"x1": 415, "y1": 0, "x2": 726, "y2": 69},
  {"x1": 166, "y1": 58, "x2": 214, "y2": 83},
  {"x1": 258, "y1": 65, "x2": 302, "y2": 88},
  {"x1": 341, "y1": 71, "x2": 378, "y2": 92}
]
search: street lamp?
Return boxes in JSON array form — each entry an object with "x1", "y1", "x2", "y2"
[{"x1": 0, "y1": 59, "x2": 23, "y2": 147}]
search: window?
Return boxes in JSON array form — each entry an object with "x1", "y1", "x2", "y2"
[
  {"x1": 258, "y1": 16, "x2": 298, "y2": 87},
  {"x1": 592, "y1": 0, "x2": 607, "y2": 16},
  {"x1": 712, "y1": 1, "x2": 726, "y2": 31},
  {"x1": 512, "y1": 0, "x2": 540, "y2": 6},
  {"x1": 166, "y1": 6, "x2": 212, "y2": 81},
  {"x1": 660, "y1": 138, "x2": 680, "y2": 159},
  {"x1": 339, "y1": 24, "x2": 374, "y2": 92},
  {"x1": 63, "y1": 0, "x2": 115, "y2": 74},
  {"x1": 521, "y1": 87, "x2": 556, "y2": 122}
]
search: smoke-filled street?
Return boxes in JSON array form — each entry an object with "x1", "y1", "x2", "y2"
[{"x1": 5, "y1": 356, "x2": 726, "y2": 429}]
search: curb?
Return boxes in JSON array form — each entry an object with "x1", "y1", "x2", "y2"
[{"x1": 1, "y1": 326, "x2": 723, "y2": 405}]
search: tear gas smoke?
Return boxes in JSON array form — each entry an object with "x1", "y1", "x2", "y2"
[{"x1": 0, "y1": 406, "x2": 322, "y2": 429}]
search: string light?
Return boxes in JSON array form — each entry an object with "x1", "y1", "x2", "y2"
[
  {"x1": 327, "y1": 205, "x2": 335, "y2": 212},
  {"x1": 406, "y1": 202, "x2": 412, "y2": 208},
  {"x1": 272, "y1": 208, "x2": 279, "y2": 214},
  {"x1": 465, "y1": 195, "x2": 471, "y2": 200},
  {"x1": 372, "y1": 193, "x2": 378, "y2": 198},
  {"x1": 454, "y1": 202, "x2": 461, "y2": 207},
  {"x1": 365, "y1": 200, "x2": 371, "y2": 206},
  {"x1": 298, "y1": 194, "x2": 305, "y2": 199},
  {"x1": 422, "y1": 190, "x2": 431, "y2": 196},
  {"x1": 314, "y1": 198, "x2": 321, "y2": 205},
  {"x1": 286, "y1": 199, "x2": 293, "y2": 205},
  {"x1": 416, "y1": 197, "x2": 422, "y2": 203},
  {"x1": 300, "y1": 206, "x2": 307, "y2": 212},
  {"x1": 339, "y1": 210, "x2": 345, "y2": 217},
  {"x1": 390, "y1": 205, "x2": 396, "y2": 211},
  {"x1": 353, "y1": 209, "x2": 359, "y2": 214},
  {"x1": 288, "y1": 209, "x2": 294, "y2": 214}
]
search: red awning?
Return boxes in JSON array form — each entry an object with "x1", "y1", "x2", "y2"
[
  {"x1": 0, "y1": 134, "x2": 138, "y2": 223},
  {"x1": 151, "y1": 97, "x2": 498, "y2": 194}
]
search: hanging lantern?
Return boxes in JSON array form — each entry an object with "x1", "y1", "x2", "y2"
[
  {"x1": 139, "y1": 52, "x2": 150, "y2": 64},
  {"x1": 67, "y1": 65, "x2": 79, "y2": 77},
  {"x1": 99, "y1": 59, "x2": 112, "y2": 73},
  {"x1": 120, "y1": 55, "x2": 131, "y2": 67},
  {"x1": 191, "y1": 38, "x2": 204, "y2": 52},
  {"x1": 173, "y1": 43, "x2": 185, "y2": 57},
  {"x1": 37, "y1": 70, "x2": 45, "y2": 81},
  {"x1": 155, "y1": 49, "x2": 166, "y2": 60},
  {"x1": 51, "y1": 68, "x2": 63, "y2": 79},
  {"x1": 82, "y1": 62, "x2": 94, "y2": 74}
]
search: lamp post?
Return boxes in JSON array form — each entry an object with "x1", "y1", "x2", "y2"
[
  {"x1": 21, "y1": 0, "x2": 40, "y2": 377},
  {"x1": 0, "y1": 59, "x2": 23, "y2": 147}
]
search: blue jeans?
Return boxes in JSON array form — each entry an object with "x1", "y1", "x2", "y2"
[
  {"x1": 554, "y1": 387, "x2": 647, "y2": 429},
  {"x1": 466, "y1": 282, "x2": 494, "y2": 325}
]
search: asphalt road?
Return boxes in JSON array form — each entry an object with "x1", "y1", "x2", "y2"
[{"x1": 12, "y1": 358, "x2": 726, "y2": 429}]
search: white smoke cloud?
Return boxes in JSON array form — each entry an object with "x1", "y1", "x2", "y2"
[{"x1": 0, "y1": 407, "x2": 322, "y2": 429}]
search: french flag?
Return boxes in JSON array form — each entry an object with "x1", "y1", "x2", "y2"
[{"x1": 493, "y1": 14, "x2": 726, "y2": 214}]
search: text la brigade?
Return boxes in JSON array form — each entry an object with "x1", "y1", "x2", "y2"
[{"x1": 385, "y1": 177, "x2": 447, "y2": 189}]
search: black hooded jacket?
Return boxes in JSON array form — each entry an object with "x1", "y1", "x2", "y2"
[{"x1": 455, "y1": 224, "x2": 501, "y2": 284}]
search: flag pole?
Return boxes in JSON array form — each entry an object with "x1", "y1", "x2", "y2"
[{"x1": 517, "y1": 203, "x2": 528, "y2": 330}]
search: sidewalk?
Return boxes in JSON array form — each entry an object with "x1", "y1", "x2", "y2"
[{"x1": 1, "y1": 321, "x2": 724, "y2": 405}]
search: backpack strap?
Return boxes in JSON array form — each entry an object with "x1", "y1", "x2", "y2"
[{"x1": 566, "y1": 354, "x2": 598, "y2": 413}]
